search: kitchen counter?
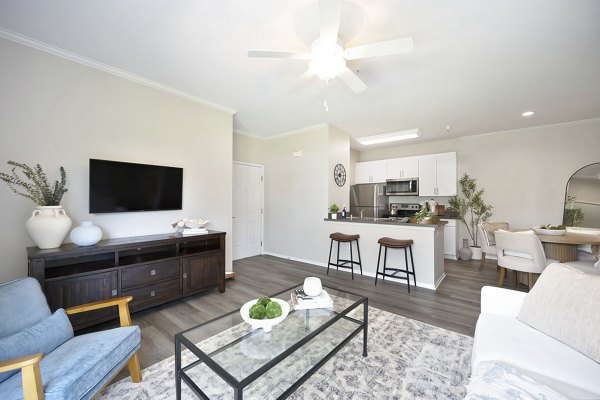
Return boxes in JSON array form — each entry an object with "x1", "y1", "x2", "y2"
[{"x1": 323, "y1": 218, "x2": 445, "y2": 290}]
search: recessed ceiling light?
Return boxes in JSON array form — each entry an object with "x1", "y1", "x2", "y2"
[
  {"x1": 357, "y1": 129, "x2": 421, "y2": 145},
  {"x1": 522, "y1": 111, "x2": 535, "y2": 117}
]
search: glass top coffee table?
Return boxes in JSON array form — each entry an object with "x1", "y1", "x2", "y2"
[{"x1": 175, "y1": 284, "x2": 368, "y2": 399}]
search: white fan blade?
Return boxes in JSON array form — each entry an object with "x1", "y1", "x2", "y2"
[
  {"x1": 344, "y1": 37, "x2": 414, "y2": 60},
  {"x1": 287, "y1": 69, "x2": 316, "y2": 93},
  {"x1": 319, "y1": 0, "x2": 342, "y2": 45},
  {"x1": 338, "y1": 67, "x2": 367, "y2": 93},
  {"x1": 247, "y1": 50, "x2": 311, "y2": 60}
]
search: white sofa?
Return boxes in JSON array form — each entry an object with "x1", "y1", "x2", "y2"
[{"x1": 469, "y1": 273, "x2": 600, "y2": 398}]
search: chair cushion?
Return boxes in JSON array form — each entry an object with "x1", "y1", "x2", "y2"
[
  {"x1": 480, "y1": 222, "x2": 509, "y2": 246},
  {"x1": 518, "y1": 263, "x2": 600, "y2": 363},
  {"x1": 0, "y1": 309, "x2": 73, "y2": 384},
  {"x1": 0, "y1": 326, "x2": 140, "y2": 400},
  {"x1": 0, "y1": 278, "x2": 50, "y2": 338}
]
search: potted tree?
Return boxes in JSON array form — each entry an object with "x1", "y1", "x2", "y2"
[
  {"x1": 0, "y1": 161, "x2": 71, "y2": 249},
  {"x1": 328, "y1": 203, "x2": 340, "y2": 219},
  {"x1": 448, "y1": 174, "x2": 493, "y2": 261}
]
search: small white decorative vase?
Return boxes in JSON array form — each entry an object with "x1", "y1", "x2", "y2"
[
  {"x1": 70, "y1": 221, "x2": 102, "y2": 246},
  {"x1": 303, "y1": 277, "x2": 323, "y2": 297},
  {"x1": 25, "y1": 206, "x2": 72, "y2": 249}
]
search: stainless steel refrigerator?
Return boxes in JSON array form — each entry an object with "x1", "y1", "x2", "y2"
[{"x1": 349, "y1": 183, "x2": 388, "y2": 218}]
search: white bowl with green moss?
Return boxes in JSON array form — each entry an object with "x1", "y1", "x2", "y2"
[{"x1": 240, "y1": 298, "x2": 290, "y2": 332}]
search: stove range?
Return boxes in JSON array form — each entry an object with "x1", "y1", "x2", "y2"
[{"x1": 389, "y1": 203, "x2": 421, "y2": 218}]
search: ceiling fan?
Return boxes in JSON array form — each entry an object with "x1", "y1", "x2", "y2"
[{"x1": 247, "y1": 0, "x2": 413, "y2": 93}]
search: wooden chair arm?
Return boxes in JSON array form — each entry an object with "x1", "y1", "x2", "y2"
[
  {"x1": 0, "y1": 353, "x2": 44, "y2": 399},
  {"x1": 0, "y1": 353, "x2": 43, "y2": 373},
  {"x1": 65, "y1": 296, "x2": 134, "y2": 327}
]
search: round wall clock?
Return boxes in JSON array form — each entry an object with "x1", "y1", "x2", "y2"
[{"x1": 334, "y1": 163, "x2": 346, "y2": 187}]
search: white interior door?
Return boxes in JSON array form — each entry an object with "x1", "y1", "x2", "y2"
[{"x1": 233, "y1": 163, "x2": 263, "y2": 260}]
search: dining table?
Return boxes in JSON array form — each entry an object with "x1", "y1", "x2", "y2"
[{"x1": 535, "y1": 231, "x2": 600, "y2": 262}]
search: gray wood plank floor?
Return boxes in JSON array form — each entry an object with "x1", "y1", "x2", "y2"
[{"x1": 97, "y1": 255, "x2": 526, "y2": 371}]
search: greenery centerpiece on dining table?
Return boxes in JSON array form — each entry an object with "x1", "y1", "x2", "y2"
[
  {"x1": 448, "y1": 173, "x2": 493, "y2": 260},
  {"x1": 0, "y1": 161, "x2": 72, "y2": 249}
]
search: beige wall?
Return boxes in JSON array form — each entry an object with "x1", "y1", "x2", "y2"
[
  {"x1": 328, "y1": 126, "x2": 350, "y2": 210},
  {"x1": 0, "y1": 38, "x2": 233, "y2": 282},
  {"x1": 359, "y1": 119, "x2": 600, "y2": 240}
]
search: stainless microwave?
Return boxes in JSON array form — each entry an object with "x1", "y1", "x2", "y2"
[{"x1": 386, "y1": 178, "x2": 418, "y2": 196}]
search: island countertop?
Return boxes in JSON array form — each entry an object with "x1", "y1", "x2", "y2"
[
  {"x1": 323, "y1": 217, "x2": 448, "y2": 227},
  {"x1": 323, "y1": 218, "x2": 446, "y2": 290}
]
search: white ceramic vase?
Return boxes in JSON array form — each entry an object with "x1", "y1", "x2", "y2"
[
  {"x1": 25, "y1": 206, "x2": 72, "y2": 249},
  {"x1": 70, "y1": 221, "x2": 102, "y2": 246},
  {"x1": 470, "y1": 246, "x2": 482, "y2": 260}
]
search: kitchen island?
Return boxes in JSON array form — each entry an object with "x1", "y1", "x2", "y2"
[{"x1": 324, "y1": 218, "x2": 446, "y2": 290}]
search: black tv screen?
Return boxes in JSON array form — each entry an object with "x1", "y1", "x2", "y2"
[{"x1": 89, "y1": 159, "x2": 183, "y2": 213}]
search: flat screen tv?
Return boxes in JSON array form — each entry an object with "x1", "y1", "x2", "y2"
[{"x1": 89, "y1": 159, "x2": 183, "y2": 213}]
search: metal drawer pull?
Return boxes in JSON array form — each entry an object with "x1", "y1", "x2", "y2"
[
  {"x1": 150, "y1": 290, "x2": 156, "y2": 297},
  {"x1": 150, "y1": 269, "x2": 156, "y2": 276},
  {"x1": 183, "y1": 273, "x2": 188, "y2": 279},
  {"x1": 111, "y1": 289, "x2": 118, "y2": 297}
]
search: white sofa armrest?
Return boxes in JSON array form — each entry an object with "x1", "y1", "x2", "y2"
[{"x1": 481, "y1": 286, "x2": 528, "y2": 318}]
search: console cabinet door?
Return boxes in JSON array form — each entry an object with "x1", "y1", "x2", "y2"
[
  {"x1": 182, "y1": 254, "x2": 219, "y2": 293},
  {"x1": 44, "y1": 271, "x2": 118, "y2": 329}
]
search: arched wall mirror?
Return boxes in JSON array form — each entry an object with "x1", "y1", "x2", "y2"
[{"x1": 563, "y1": 162, "x2": 600, "y2": 228}]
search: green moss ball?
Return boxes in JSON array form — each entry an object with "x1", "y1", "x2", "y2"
[
  {"x1": 257, "y1": 296, "x2": 271, "y2": 307},
  {"x1": 249, "y1": 303, "x2": 266, "y2": 319},
  {"x1": 265, "y1": 301, "x2": 282, "y2": 319}
]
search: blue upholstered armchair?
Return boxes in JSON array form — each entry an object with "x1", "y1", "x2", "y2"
[{"x1": 0, "y1": 278, "x2": 142, "y2": 400}]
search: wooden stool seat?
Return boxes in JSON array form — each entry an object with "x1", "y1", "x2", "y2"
[
  {"x1": 329, "y1": 232, "x2": 360, "y2": 242},
  {"x1": 375, "y1": 236, "x2": 416, "y2": 293},
  {"x1": 327, "y1": 233, "x2": 363, "y2": 279},
  {"x1": 377, "y1": 237, "x2": 413, "y2": 248}
]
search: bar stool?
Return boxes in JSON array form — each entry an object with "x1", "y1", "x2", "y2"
[
  {"x1": 327, "y1": 232, "x2": 363, "y2": 279},
  {"x1": 375, "y1": 237, "x2": 416, "y2": 292}
]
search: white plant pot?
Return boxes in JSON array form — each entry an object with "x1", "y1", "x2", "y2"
[
  {"x1": 25, "y1": 206, "x2": 72, "y2": 249},
  {"x1": 329, "y1": 213, "x2": 338, "y2": 219},
  {"x1": 70, "y1": 221, "x2": 102, "y2": 246},
  {"x1": 470, "y1": 246, "x2": 482, "y2": 260}
]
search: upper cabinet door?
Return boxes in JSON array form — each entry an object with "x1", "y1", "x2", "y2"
[
  {"x1": 418, "y1": 154, "x2": 437, "y2": 196},
  {"x1": 435, "y1": 152, "x2": 457, "y2": 196},
  {"x1": 386, "y1": 157, "x2": 419, "y2": 179},
  {"x1": 355, "y1": 160, "x2": 387, "y2": 183}
]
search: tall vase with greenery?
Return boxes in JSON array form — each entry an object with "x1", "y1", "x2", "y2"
[
  {"x1": 0, "y1": 161, "x2": 71, "y2": 249},
  {"x1": 448, "y1": 174, "x2": 493, "y2": 260}
]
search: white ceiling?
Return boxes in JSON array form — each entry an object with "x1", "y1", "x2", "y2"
[{"x1": 1, "y1": 0, "x2": 599, "y2": 149}]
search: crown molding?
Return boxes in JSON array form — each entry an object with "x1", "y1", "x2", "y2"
[{"x1": 0, "y1": 28, "x2": 237, "y2": 115}]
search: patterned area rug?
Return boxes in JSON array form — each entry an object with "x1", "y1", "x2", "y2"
[{"x1": 98, "y1": 307, "x2": 473, "y2": 399}]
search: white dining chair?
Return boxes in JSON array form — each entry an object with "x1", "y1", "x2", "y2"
[
  {"x1": 495, "y1": 230, "x2": 559, "y2": 290},
  {"x1": 478, "y1": 222, "x2": 509, "y2": 270}
]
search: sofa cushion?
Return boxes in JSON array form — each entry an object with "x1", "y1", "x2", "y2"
[
  {"x1": 0, "y1": 278, "x2": 50, "y2": 338},
  {"x1": 0, "y1": 308, "x2": 73, "y2": 384},
  {"x1": 517, "y1": 263, "x2": 600, "y2": 363},
  {"x1": 465, "y1": 360, "x2": 568, "y2": 400},
  {"x1": 0, "y1": 326, "x2": 140, "y2": 400},
  {"x1": 473, "y1": 313, "x2": 600, "y2": 398}
]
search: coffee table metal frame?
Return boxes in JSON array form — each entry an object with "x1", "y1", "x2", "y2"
[{"x1": 174, "y1": 284, "x2": 368, "y2": 400}]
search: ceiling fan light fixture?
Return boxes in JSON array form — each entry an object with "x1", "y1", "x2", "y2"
[
  {"x1": 309, "y1": 40, "x2": 345, "y2": 81},
  {"x1": 357, "y1": 129, "x2": 422, "y2": 145}
]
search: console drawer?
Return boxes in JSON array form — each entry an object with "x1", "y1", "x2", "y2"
[
  {"x1": 121, "y1": 259, "x2": 179, "y2": 289},
  {"x1": 123, "y1": 278, "x2": 180, "y2": 310}
]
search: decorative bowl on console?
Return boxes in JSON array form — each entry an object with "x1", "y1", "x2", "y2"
[{"x1": 534, "y1": 225, "x2": 567, "y2": 236}]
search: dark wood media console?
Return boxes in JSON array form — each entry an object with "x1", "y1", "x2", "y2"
[{"x1": 27, "y1": 231, "x2": 226, "y2": 330}]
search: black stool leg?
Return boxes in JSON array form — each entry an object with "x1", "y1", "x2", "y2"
[
  {"x1": 375, "y1": 244, "x2": 382, "y2": 285},
  {"x1": 327, "y1": 239, "x2": 333, "y2": 275},
  {"x1": 382, "y1": 247, "x2": 388, "y2": 281},
  {"x1": 355, "y1": 239, "x2": 363, "y2": 275},
  {"x1": 409, "y1": 245, "x2": 416, "y2": 287},
  {"x1": 336, "y1": 241, "x2": 341, "y2": 271},
  {"x1": 404, "y1": 247, "x2": 410, "y2": 293},
  {"x1": 349, "y1": 241, "x2": 354, "y2": 280}
]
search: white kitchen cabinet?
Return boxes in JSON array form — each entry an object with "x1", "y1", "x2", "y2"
[
  {"x1": 418, "y1": 152, "x2": 457, "y2": 196},
  {"x1": 355, "y1": 160, "x2": 387, "y2": 183},
  {"x1": 441, "y1": 218, "x2": 458, "y2": 259},
  {"x1": 386, "y1": 157, "x2": 419, "y2": 179}
]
